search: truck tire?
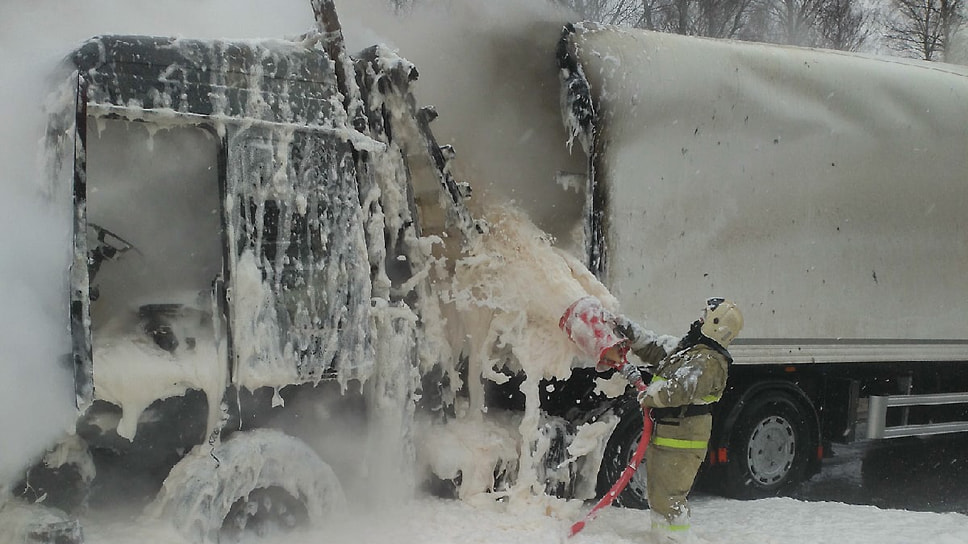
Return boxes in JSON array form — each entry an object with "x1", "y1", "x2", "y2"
[
  {"x1": 723, "y1": 392, "x2": 813, "y2": 499},
  {"x1": 596, "y1": 400, "x2": 650, "y2": 509},
  {"x1": 0, "y1": 501, "x2": 83, "y2": 544},
  {"x1": 146, "y1": 428, "x2": 346, "y2": 541}
]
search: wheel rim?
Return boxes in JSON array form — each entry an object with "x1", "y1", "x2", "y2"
[
  {"x1": 221, "y1": 486, "x2": 307, "y2": 540},
  {"x1": 747, "y1": 415, "x2": 797, "y2": 485}
]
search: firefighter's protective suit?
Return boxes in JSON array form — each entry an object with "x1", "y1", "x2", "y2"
[{"x1": 617, "y1": 299, "x2": 740, "y2": 542}]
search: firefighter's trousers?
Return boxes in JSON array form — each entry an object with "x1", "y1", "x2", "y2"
[{"x1": 645, "y1": 413, "x2": 712, "y2": 533}]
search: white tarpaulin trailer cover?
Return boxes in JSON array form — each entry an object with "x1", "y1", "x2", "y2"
[{"x1": 559, "y1": 23, "x2": 968, "y2": 365}]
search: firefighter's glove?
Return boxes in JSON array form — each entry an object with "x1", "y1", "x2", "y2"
[
  {"x1": 611, "y1": 315, "x2": 664, "y2": 354},
  {"x1": 636, "y1": 381, "x2": 662, "y2": 407},
  {"x1": 612, "y1": 314, "x2": 637, "y2": 342},
  {"x1": 636, "y1": 387, "x2": 650, "y2": 407}
]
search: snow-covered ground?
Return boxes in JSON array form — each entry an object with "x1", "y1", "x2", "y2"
[
  {"x1": 71, "y1": 439, "x2": 968, "y2": 544},
  {"x1": 79, "y1": 494, "x2": 968, "y2": 544}
]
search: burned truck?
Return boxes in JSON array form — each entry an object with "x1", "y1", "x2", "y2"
[{"x1": 9, "y1": 2, "x2": 480, "y2": 541}]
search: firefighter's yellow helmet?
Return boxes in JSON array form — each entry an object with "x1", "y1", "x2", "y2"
[{"x1": 700, "y1": 297, "x2": 743, "y2": 347}]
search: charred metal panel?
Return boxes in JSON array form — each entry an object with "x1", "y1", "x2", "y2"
[
  {"x1": 225, "y1": 127, "x2": 373, "y2": 388},
  {"x1": 69, "y1": 80, "x2": 94, "y2": 409},
  {"x1": 71, "y1": 35, "x2": 340, "y2": 124},
  {"x1": 353, "y1": 46, "x2": 482, "y2": 245}
]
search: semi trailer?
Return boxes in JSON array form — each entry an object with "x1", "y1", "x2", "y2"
[{"x1": 556, "y1": 22, "x2": 968, "y2": 504}]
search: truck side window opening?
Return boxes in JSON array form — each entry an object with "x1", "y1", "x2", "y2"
[{"x1": 85, "y1": 118, "x2": 220, "y2": 351}]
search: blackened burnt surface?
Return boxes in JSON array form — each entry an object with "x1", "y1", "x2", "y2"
[
  {"x1": 556, "y1": 24, "x2": 596, "y2": 147},
  {"x1": 556, "y1": 24, "x2": 606, "y2": 278},
  {"x1": 228, "y1": 129, "x2": 371, "y2": 384},
  {"x1": 71, "y1": 35, "x2": 340, "y2": 124}
]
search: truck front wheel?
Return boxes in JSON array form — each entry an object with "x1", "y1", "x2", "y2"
[
  {"x1": 146, "y1": 428, "x2": 346, "y2": 541},
  {"x1": 723, "y1": 392, "x2": 813, "y2": 499},
  {"x1": 596, "y1": 399, "x2": 649, "y2": 509}
]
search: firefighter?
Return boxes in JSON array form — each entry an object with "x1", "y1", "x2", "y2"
[{"x1": 613, "y1": 297, "x2": 744, "y2": 543}]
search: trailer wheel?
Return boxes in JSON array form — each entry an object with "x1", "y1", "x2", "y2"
[
  {"x1": 597, "y1": 399, "x2": 649, "y2": 509},
  {"x1": 146, "y1": 428, "x2": 346, "y2": 541},
  {"x1": 723, "y1": 392, "x2": 812, "y2": 499}
]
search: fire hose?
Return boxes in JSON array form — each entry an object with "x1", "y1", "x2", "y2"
[
  {"x1": 558, "y1": 297, "x2": 653, "y2": 537},
  {"x1": 568, "y1": 362, "x2": 651, "y2": 537}
]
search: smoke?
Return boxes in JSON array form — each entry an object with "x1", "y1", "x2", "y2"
[
  {"x1": 0, "y1": 0, "x2": 587, "y2": 495},
  {"x1": 338, "y1": 0, "x2": 587, "y2": 246}
]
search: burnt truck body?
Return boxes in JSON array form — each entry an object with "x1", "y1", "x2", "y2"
[
  {"x1": 69, "y1": 34, "x2": 377, "y2": 448},
  {"x1": 12, "y1": 4, "x2": 477, "y2": 541}
]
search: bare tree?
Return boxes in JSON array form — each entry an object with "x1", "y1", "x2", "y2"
[
  {"x1": 740, "y1": 0, "x2": 874, "y2": 49},
  {"x1": 551, "y1": 0, "x2": 874, "y2": 50},
  {"x1": 816, "y1": 0, "x2": 871, "y2": 51},
  {"x1": 696, "y1": 0, "x2": 760, "y2": 38},
  {"x1": 635, "y1": 0, "x2": 690, "y2": 33},
  {"x1": 632, "y1": 0, "x2": 757, "y2": 37},
  {"x1": 747, "y1": 0, "x2": 825, "y2": 45},
  {"x1": 886, "y1": 0, "x2": 967, "y2": 60},
  {"x1": 635, "y1": 0, "x2": 832, "y2": 43},
  {"x1": 554, "y1": 0, "x2": 646, "y2": 25},
  {"x1": 386, "y1": 0, "x2": 418, "y2": 14}
]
